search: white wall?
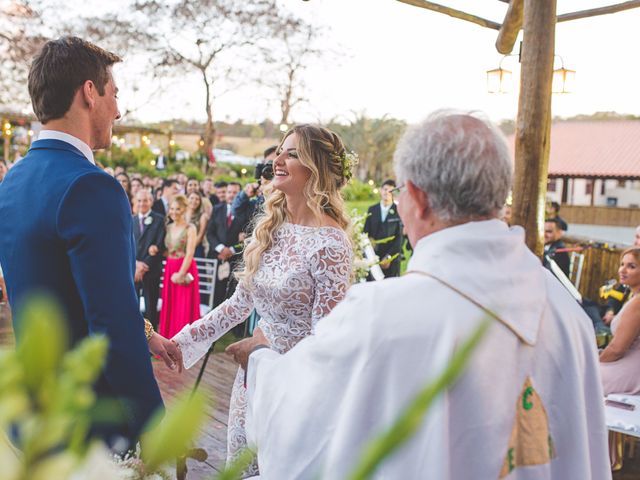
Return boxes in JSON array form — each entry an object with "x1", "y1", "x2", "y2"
[{"x1": 546, "y1": 178, "x2": 640, "y2": 207}]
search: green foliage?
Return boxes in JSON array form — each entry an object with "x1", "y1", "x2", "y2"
[
  {"x1": 141, "y1": 390, "x2": 208, "y2": 472},
  {"x1": 0, "y1": 296, "x2": 211, "y2": 480},
  {"x1": 0, "y1": 296, "x2": 108, "y2": 479},
  {"x1": 348, "y1": 319, "x2": 490, "y2": 480},
  {"x1": 184, "y1": 167, "x2": 204, "y2": 182},
  {"x1": 342, "y1": 178, "x2": 376, "y2": 202},
  {"x1": 214, "y1": 448, "x2": 257, "y2": 480},
  {"x1": 329, "y1": 114, "x2": 406, "y2": 183}
]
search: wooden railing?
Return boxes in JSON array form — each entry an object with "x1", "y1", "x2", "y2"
[
  {"x1": 561, "y1": 205, "x2": 640, "y2": 227},
  {"x1": 565, "y1": 237, "x2": 623, "y2": 301}
]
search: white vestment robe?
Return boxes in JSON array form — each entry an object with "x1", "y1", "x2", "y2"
[{"x1": 246, "y1": 219, "x2": 611, "y2": 480}]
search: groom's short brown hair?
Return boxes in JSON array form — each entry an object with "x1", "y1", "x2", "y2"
[{"x1": 28, "y1": 36, "x2": 121, "y2": 124}]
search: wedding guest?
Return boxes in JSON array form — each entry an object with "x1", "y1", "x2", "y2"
[
  {"x1": 114, "y1": 165, "x2": 125, "y2": 176},
  {"x1": 230, "y1": 111, "x2": 609, "y2": 479},
  {"x1": 212, "y1": 180, "x2": 227, "y2": 206},
  {"x1": 601, "y1": 247, "x2": 640, "y2": 395},
  {"x1": 186, "y1": 191, "x2": 210, "y2": 258},
  {"x1": 152, "y1": 178, "x2": 179, "y2": 217},
  {"x1": 130, "y1": 177, "x2": 143, "y2": 198},
  {"x1": 206, "y1": 182, "x2": 245, "y2": 308},
  {"x1": 173, "y1": 124, "x2": 353, "y2": 476},
  {"x1": 231, "y1": 145, "x2": 276, "y2": 228},
  {"x1": 363, "y1": 179, "x2": 404, "y2": 278},
  {"x1": 133, "y1": 189, "x2": 165, "y2": 328},
  {"x1": 543, "y1": 218, "x2": 570, "y2": 278},
  {"x1": 546, "y1": 200, "x2": 568, "y2": 232},
  {"x1": 116, "y1": 171, "x2": 132, "y2": 210},
  {"x1": 201, "y1": 177, "x2": 214, "y2": 198},
  {"x1": 186, "y1": 177, "x2": 201, "y2": 196},
  {"x1": 158, "y1": 195, "x2": 200, "y2": 338}
]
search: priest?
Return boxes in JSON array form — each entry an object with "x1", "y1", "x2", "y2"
[{"x1": 228, "y1": 111, "x2": 610, "y2": 479}]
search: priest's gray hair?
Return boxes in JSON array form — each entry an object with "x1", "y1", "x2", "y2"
[{"x1": 393, "y1": 110, "x2": 513, "y2": 223}]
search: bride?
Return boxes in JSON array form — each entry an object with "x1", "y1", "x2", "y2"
[{"x1": 172, "y1": 124, "x2": 354, "y2": 476}]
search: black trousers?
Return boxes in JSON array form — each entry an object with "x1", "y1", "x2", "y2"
[{"x1": 138, "y1": 273, "x2": 161, "y2": 329}]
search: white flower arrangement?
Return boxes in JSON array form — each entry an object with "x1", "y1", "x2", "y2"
[
  {"x1": 350, "y1": 209, "x2": 385, "y2": 283},
  {"x1": 144, "y1": 216, "x2": 153, "y2": 226}
]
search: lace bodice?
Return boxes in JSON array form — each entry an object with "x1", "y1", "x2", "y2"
[{"x1": 173, "y1": 222, "x2": 353, "y2": 368}]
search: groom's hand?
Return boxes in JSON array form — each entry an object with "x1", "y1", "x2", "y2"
[{"x1": 149, "y1": 333, "x2": 184, "y2": 373}]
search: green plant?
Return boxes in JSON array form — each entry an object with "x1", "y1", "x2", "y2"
[
  {"x1": 0, "y1": 297, "x2": 209, "y2": 480},
  {"x1": 342, "y1": 179, "x2": 376, "y2": 202}
]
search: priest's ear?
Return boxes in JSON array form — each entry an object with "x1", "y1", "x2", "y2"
[{"x1": 406, "y1": 181, "x2": 431, "y2": 221}]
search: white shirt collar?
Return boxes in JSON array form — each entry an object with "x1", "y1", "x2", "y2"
[
  {"x1": 37, "y1": 130, "x2": 95, "y2": 165},
  {"x1": 380, "y1": 202, "x2": 392, "y2": 212}
]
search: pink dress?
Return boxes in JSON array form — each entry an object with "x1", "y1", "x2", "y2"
[
  {"x1": 158, "y1": 225, "x2": 200, "y2": 338},
  {"x1": 601, "y1": 300, "x2": 640, "y2": 395}
]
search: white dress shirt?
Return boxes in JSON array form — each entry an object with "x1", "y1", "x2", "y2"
[{"x1": 37, "y1": 130, "x2": 95, "y2": 165}]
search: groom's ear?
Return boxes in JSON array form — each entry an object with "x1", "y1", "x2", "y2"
[{"x1": 80, "y1": 80, "x2": 98, "y2": 110}]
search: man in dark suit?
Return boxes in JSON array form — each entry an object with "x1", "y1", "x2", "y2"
[
  {"x1": 0, "y1": 37, "x2": 180, "y2": 450},
  {"x1": 363, "y1": 179, "x2": 404, "y2": 278},
  {"x1": 207, "y1": 182, "x2": 244, "y2": 307},
  {"x1": 543, "y1": 218, "x2": 571, "y2": 278},
  {"x1": 152, "y1": 178, "x2": 179, "y2": 217},
  {"x1": 133, "y1": 189, "x2": 165, "y2": 329}
]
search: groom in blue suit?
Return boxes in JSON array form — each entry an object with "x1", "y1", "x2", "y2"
[{"x1": 0, "y1": 37, "x2": 182, "y2": 450}]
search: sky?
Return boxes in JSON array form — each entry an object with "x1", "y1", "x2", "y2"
[{"x1": 113, "y1": 0, "x2": 640, "y2": 125}]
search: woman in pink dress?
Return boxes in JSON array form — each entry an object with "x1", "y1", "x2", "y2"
[
  {"x1": 601, "y1": 247, "x2": 640, "y2": 395},
  {"x1": 158, "y1": 194, "x2": 200, "y2": 338}
]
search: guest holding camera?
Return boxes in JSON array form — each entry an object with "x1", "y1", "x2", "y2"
[
  {"x1": 158, "y1": 194, "x2": 201, "y2": 338},
  {"x1": 232, "y1": 145, "x2": 276, "y2": 226}
]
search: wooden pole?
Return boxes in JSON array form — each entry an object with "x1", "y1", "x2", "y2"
[
  {"x1": 512, "y1": 0, "x2": 557, "y2": 257},
  {"x1": 496, "y1": 0, "x2": 524, "y2": 54}
]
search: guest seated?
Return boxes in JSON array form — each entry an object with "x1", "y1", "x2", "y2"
[
  {"x1": 601, "y1": 247, "x2": 640, "y2": 395},
  {"x1": 543, "y1": 218, "x2": 570, "y2": 278}
]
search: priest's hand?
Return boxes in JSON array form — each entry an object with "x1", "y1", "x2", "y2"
[{"x1": 226, "y1": 328, "x2": 269, "y2": 370}]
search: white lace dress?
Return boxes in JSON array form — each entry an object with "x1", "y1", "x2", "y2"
[{"x1": 173, "y1": 222, "x2": 353, "y2": 475}]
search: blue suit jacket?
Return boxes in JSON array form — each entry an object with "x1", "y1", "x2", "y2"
[{"x1": 0, "y1": 139, "x2": 163, "y2": 444}]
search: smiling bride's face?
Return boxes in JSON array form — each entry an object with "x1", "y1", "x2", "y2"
[{"x1": 271, "y1": 133, "x2": 312, "y2": 196}]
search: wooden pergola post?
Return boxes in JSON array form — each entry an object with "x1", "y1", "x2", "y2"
[{"x1": 512, "y1": 0, "x2": 557, "y2": 256}]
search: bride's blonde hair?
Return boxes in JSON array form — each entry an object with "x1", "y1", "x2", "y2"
[{"x1": 237, "y1": 124, "x2": 351, "y2": 284}]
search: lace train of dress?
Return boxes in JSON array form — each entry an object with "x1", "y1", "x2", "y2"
[{"x1": 172, "y1": 223, "x2": 352, "y2": 476}]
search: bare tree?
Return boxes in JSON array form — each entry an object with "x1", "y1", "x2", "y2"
[
  {"x1": 262, "y1": 21, "x2": 337, "y2": 127},
  {"x1": 126, "y1": 0, "x2": 289, "y2": 169},
  {"x1": 0, "y1": 1, "x2": 48, "y2": 110}
]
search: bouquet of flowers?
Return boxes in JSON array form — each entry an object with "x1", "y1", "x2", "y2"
[{"x1": 350, "y1": 209, "x2": 385, "y2": 283}]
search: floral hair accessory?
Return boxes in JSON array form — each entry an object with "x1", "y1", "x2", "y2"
[{"x1": 339, "y1": 151, "x2": 359, "y2": 182}]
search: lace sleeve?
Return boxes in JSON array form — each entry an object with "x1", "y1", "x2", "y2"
[
  {"x1": 309, "y1": 232, "x2": 353, "y2": 328},
  {"x1": 173, "y1": 280, "x2": 254, "y2": 369}
]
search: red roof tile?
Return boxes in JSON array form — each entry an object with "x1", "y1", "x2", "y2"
[{"x1": 508, "y1": 121, "x2": 640, "y2": 179}]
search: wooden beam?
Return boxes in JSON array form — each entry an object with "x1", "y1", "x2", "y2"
[
  {"x1": 496, "y1": 0, "x2": 524, "y2": 54},
  {"x1": 396, "y1": 0, "x2": 501, "y2": 30},
  {"x1": 557, "y1": 0, "x2": 640, "y2": 23},
  {"x1": 513, "y1": 0, "x2": 557, "y2": 257}
]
